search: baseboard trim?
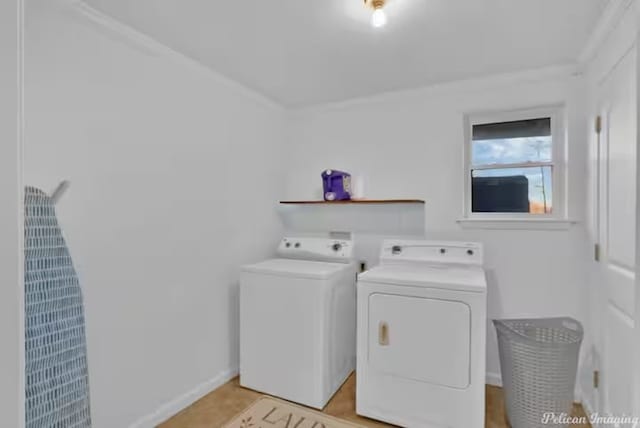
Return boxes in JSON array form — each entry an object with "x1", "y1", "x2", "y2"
[
  {"x1": 129, "y1": 367, "x2": 239, "y2": 428},
  {"x1": 486, "y1": 372, "x2": 502, "y2": 387}
]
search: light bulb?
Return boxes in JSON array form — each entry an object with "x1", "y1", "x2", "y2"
[{"x1": 371, "y1": 8, "x2": 387, "y2": 28}]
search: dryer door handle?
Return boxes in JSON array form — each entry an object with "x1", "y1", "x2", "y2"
[{"x1": 379, "y1": 321, "x2": 389, "y2": 346}]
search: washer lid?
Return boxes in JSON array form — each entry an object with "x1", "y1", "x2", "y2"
[
  {"x1": 359, "y1": 264, "x2": 486, "y2": 293},
  {"x1": 242, "y1": 258, "x2": 349, "y2": 280}
]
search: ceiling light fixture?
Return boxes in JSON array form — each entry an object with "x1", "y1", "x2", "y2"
[{"x1": 365, "y1": 0, "x2": 387, "y2": 28}]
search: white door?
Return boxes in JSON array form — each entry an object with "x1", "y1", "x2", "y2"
[{"x1": 594, "y1": 47, "x2": 637, "y2": 423}]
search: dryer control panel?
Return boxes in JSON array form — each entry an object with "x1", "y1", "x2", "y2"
[
  {"x1": 380, "y1": 240, "x2": 483, "y2": 266},
  {"x1": 277, "y1": 237, "x2": 354, "y2": 263}
]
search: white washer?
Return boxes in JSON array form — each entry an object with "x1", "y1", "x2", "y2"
[
  {"x1": 356, "y1": 240, "x2": 487, "y2": 428},
  {"x1": 240, "y1": 237, "x2": 357, "y2": 409}
]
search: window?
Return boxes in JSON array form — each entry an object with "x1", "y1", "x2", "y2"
[{"x1": 464, "y1": 107, "x2": 564, "y2": 219}]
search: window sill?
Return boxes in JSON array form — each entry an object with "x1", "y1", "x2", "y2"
[{"x1": 456, "y1": 218, "x2": 578, "y2": 230}]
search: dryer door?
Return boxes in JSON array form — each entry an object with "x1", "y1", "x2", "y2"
[{"x1": 368, "y1": 293, "x2": 471, "y2": 389}]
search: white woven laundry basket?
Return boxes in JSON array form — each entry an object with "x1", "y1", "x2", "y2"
[{"x1": 494, "y1": 317, "x2": 583, "y2": 428}]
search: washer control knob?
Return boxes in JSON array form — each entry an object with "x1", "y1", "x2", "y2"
[
  {"x1": 440, "y1": 248, "x2": 447, "y2": 254},
  {"x1": 467, "y1": 249, "x2": 474, "y2": 255},
  {"x1": 391, "y1": 245, "x2": 402, "y2": 255},
  {"x1": 294, "y1": 242, "x2": 301, "y2": 248},
  {"x1": 332, "y1": 243, "x2": 342, "y2": 252},
  {"x1": 285, "y1": 242, "x2": 291, "y2": 248}
]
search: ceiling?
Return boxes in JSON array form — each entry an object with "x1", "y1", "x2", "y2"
[{"x1": 83, "y1": 0, "x2": 607, "y2": 107}]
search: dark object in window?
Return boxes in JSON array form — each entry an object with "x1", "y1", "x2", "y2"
[{"x1": 472, "y1": 176, "x2": 530, "y2": 213}]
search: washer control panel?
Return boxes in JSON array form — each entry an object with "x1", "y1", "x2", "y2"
[{"x1": 278, "y1": 237, "x2": 354, "y2": 263}]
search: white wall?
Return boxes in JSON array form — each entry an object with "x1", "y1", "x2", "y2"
[
  {"x1": 24, "y1": 1, "x2": 286, "y2": 426},
  {"x1": 0, "y1": 0, "x2": 24, "y2": 427},
  {"x1": 284, "y1": 69, "x2": 591, "y2": 387}
]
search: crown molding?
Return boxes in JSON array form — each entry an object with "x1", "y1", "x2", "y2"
[
  {"x1": 54, "y1": 0, "x2": 285, "y2": 111},
  {"x1": 295, "y1": 64, "x2": 579, "y2": 114},
  {"x1": 578, "y1": 0, "x2": 636, "y2": 64},
  {"x1": 51, "y1": 0, "x2": 613, "y2": 111}
]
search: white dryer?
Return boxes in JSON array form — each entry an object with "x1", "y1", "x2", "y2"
[
  {"x1": 356, "y1": 240, "x2": 487, "y2": 428},
  {"x1": 240, "y1": 237, "x2": 357, "y2": 409}
]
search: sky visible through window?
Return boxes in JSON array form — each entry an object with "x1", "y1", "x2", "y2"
[{"x1": 472, "y1": 136, "x2": 553, "y2": 213}]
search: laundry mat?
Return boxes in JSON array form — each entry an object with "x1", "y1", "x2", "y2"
[{"x1": 223, "y1": 397, "x2": 366, "y2": 428}]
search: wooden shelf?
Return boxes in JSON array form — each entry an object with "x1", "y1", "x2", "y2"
[{"x1": 279, "y1": 199, "x2": 425, "y2": 205}]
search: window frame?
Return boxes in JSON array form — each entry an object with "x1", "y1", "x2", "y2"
[{"x1": 463, "y1": 106, "x2": 566, "y2": 221}]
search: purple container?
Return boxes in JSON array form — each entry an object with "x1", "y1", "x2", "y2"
[{"x1": 321, "y1": 169, "x2": 352, "y2": 201}]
